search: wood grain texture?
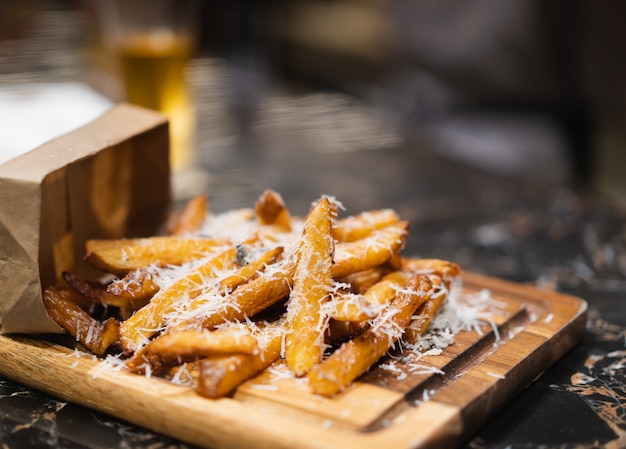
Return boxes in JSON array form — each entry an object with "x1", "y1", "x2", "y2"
[{"x1": 0, "y1": 273, "x2": 587, "y2": 449}]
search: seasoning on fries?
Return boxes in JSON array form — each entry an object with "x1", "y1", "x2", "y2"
[{"x1": 42, "y1": 189, "x2": 461, "y2": 398}]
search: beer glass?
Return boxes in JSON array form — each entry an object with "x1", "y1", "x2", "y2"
[{"x1": 97, "y1": 0, "x2": 199, "y2": 173}]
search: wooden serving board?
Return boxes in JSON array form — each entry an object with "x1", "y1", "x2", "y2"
[{"x1": 0, "y1": 272, "x2": 587, "y2": 449}]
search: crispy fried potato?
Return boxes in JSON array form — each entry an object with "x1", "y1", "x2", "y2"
[
  {"x1": 197, "y1": 327, "x2": 283, "y2": 399},
  {"x1": 42, "y1": 287, "x2": 119, "y2": 356},
  {"x1": 126, "y1": 328, "x2": 259, "y2": 375},
  {"x1": 404, "y1": 275, "x2": 448, "y2": 344},
  {"x1": 106, "y1": 269, "x2": 160, "y2": 303},
  {"x1": 332, "y1": 221, "x2": 409, "y2": 278},
  {"x1": 119, "y1": 248, "x2": 236, "y2": 353},
  {"x1": 308, "y1": 274, "x2": 432, "y2": 396},
  {"x1": 169, "y1": 194, "x2": 208, "y2": 235},
  {"x1": 219, "y1": 246, "x2": 284, "y2": 294},
  {"x1": 324, "y1": 270, "x2": 411, "y2": 347},
  {"x1": 60, "y1": 272, "x2": 109, "y2": 312},
  {"x1": 254, "y1": 189, "x2": 292, "y2": 232},
  {"x1": 164, "y1": 247, "x2": 289, "y2": 331},
  {"x1": 285, "y1": 197, "x2": 336, "y2": 376},
  {"x1": 362, "y1": 270, "x2": 412, "y2": 305},
  {"x1": 85, "y1": 236, "x2": 230, "y2": 275},
  {"x1": 325, "y1": 320, "x2": 369, "y2": 345},
  {"x1": 401, "y1": 258, "x2": 461, "y2": 281},
  {"x1": 340, "y1": 267, "x2": 385, "y2": 294},
  {"x1": 85, "y1": 238, "x2": 145, "y2": 253},
  {"x1": 171, "y1": 261, "x2": 296, "y2": 332},
  {"x1": 325, "y1": 293, "x2": 382, "y2": 322},
  {"x1": 333, "y1": 209, "x2": 399, "y2": 242},
  {"x1": 63, "y1": 271, "x2": 152, "y2": 314}
]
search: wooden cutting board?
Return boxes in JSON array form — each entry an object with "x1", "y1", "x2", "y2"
[{"x1": 0, "y1": 272, "x2": 587, "y2": 449}]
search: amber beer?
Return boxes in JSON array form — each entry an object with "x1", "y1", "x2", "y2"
[{"x1": 118, "y1": 34, "x2": 195, "y2": 171}]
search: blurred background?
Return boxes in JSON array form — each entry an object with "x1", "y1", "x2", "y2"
[{"x1": 1, "y1": 0, "x2": 626, "y2": 206}]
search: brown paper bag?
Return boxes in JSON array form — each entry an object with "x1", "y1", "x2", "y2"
[{"x1": 0, "y1": 103, "x2": 172, "y2": 334}]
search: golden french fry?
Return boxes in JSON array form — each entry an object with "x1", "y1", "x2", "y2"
[
  {"x1": 325, "y1": 320, "x2": 369, "y2": 345},
  {"x1": 63, "y1": 271, "x2": 153, "y2": 313},
  {"x1": 401, "y1": 258, "x2": 461, "y2": 281},
  {"x1": 333, "y1": 209, "x2": 399, "y2": 242},
  {"x1": 324, "y1": 270, "x2": 411, "y2": 345},
  {"x1": 85, "y1": 238, "x2": 145, "y2": 253},
  {"x1": 197, "y1": 326, "x2": 283, "y2": 399},
  {"x1": 326, "y1": 271, "x2": 412, "y2": 343},
  {"x1": 164, "y1": 247, "x2": 288, "y2": 330},
  {"x1": 85, "y1": 236, "x2": 230, "y2": 275},
  {"x1": 340, "y1": 267, "x2": 385, "y2": 294},
  {"x1": 363, "y1": 270, "x2": 411, "y2": 305},
  {"x1": 42, "y1": 287, "x2": 119, "y2": 356},
  {"x1": 126, "y1": 328, "x2": 259, "y2": 375},
  {"x1": 332, "y1": 221, "x2": 409, "y2": 278},
  {"x1": 171, "y1": 261, "x2": 296, "y2": 332},
  {"x1": 60, "y1": 272, "x2": 107, "y2": 311},
  {"x1": 119, "y1": 248, "x2": 236, "y2": 353},
  {"x1": 170, "y1": 194, "x2": 208, "y2": 236},
  {"x1": 326, "y1": 293, "x2": 382, "y2": 322},
  {"x1": 254, "y1": 189, "x2": 292, "y2": 232},
  {"x1": 219, "y1": 246, "x2": 284, "y2": 294},
  {"x1": 404, "y1": 275, "x2": 448, "y2": 344},
  {"x1": 285, "y1": 197, "x2": 336, "y2": 376},
  {"x1": 106, "y1": 269, "x2": 160, "y2": 303},
  {"x1": 308, "y1": 274, "x2": 432, "y2": 396},
  {"x1": 385, "y1": 248, "x2": 404, "y2": 271}
]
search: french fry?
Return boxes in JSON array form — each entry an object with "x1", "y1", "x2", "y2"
[
  {"x1": 333, "y1": 209, "x2": 399, "y2": 242},
  {"x1": 85, "y1": 238, "x2": 145, "y2": 253},
  {"x1": 85, "y1": 236, "x2": 230, "y2": 275},
  {"x1": 42, "y1": 287, "x2": 119, "y2": 356},
  {"x1": 106, "y1": 269, "x2": 160, "y2": 303},
  {"x1": 325, "y1": 320, "x2": 369, "y2": 345},
  {"x1": 126, "y1": 328, "x2": 259, "y2": 375},
  {"x1": 285, "y1": 197, "x2": 336, "y2": 376},
  {"x1": 59, "y1": 272, "x2": 107, "y2": 313},
  {"x1": 325, "y1": 293, "x2": 382, "y2": 322},
  {"x1": 340, "y1": 267, "x2": 385, "y2": 294},
  {"x1": 404, "y1": 275, "x2": 449, "y2": 344},
  {"x1": 362, "y1": 270, "x2": 412, "y2": 305},
  {"x1": 164, "y1": 247, "x2": 289, "y2": 332},
  {"x1": 63, "y1": 271, "x2": 152, "y2": 313},
  {"x1": 332, "y1": 221, "x2": 409, "y2": 278},
  {"x1": 324, "y1": 270, "x2": 411, "y2": 343},
  {"x1": 197, "y1": 327, "x2": 283, "y2": 399},
  {"x1": 171, "y1": 261, "x2": 296, "y2": 332},
  {"x1": 169, "y1": 194, "x2": 208, "y2": 235},
  {"x1": 254, "y1": 189, "x2": 292, "y2": 232},
  {"x1": 308, "y1": 274, "x2": 433, "y2": 396},
  {"x1": 401, "y1": 258, "x2": 461, "y2": 281},
  {"x1": 119, "y1": 248, "x2": 236, "y2": 353},
  {"x1": 218, "y1": 246, "x2": 284, "y2": 294}
]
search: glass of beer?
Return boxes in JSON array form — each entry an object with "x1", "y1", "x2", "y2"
[{"x1": 97, "y1": 0, "x2": 199, "y2": 173}]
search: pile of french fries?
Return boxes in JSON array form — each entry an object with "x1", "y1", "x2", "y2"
[{"x1": 42, "y1": 190, "x2": 460, "y2": 398}]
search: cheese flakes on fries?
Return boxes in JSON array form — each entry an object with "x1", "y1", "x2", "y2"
[{"x1": 43, "y1": 190, "x2": 462, "y2": 398}]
